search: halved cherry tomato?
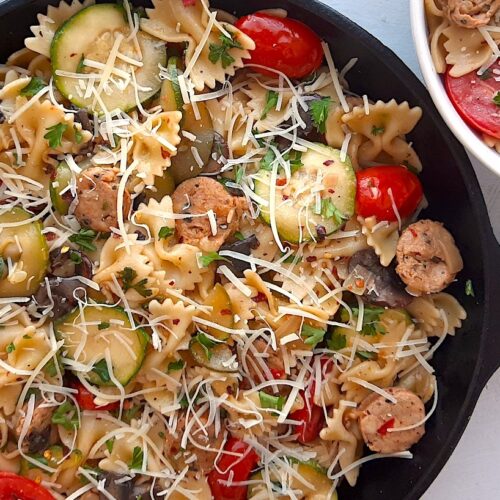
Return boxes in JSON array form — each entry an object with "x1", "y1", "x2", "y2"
[
  {"x1": 0, "y1": 472, "x2": 54, "y2": 500},
  {"x1": 68, "y1": 379, "x2": 119, "y2": 411},
  {"x1": 356, "y1": 166, "x2": 423, "y2": 222},
  {"x1": 445, "y1": 68, "x2": 500, "y2": 139},
  {"x1": 235, "y1": 13, "x2": 323, "y2": 79},
  {"x1": 208, "y1": 437, "x2": 259, "y2": 500}
]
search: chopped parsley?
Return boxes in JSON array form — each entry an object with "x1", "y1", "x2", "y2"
[
  {"x1": 74, "y1": 126, "x2": 83, "y2": 144},
  {"x1": 119, "y1": 267, "x2": 152, "y2": 297},
  {"x1": 192, "y1": 332, "x2": 217, "y2": 360},
  {"x1": 261, "y1": 90, "x2": 279, "y2": 120},
  {"x1": 356, "y1": 350, "x2": 377, "y2": 361},
  {"x1": 199, "y1": 252, "x2": 230, "y2": 267},
  {"x1": 0, "y1": 258, "x2": 5, "y2": 278},
  {"x1": 235, "y1": 165, "x2": 245, "y2": 184},
  {"x1": 69, "y1": 251, "x2": 82, "y2": 264},
  {"x1": 287, "y1": 150, "x2": 303, "y2": 173},
  {"x1": 129, "y1": 446, "x2": 144, "y2": 469},
  {"x1": 319, "y1": 198, "x2": 346, "y2": 226},
  {"x1": 327, "y1": 331, "x2": 347, "y2": 351},
  {"x1": 167, "y1": 359, "x2": 185, "y2": 372},
  {"x1": 44, "y1": 356, "x2": 62, "y2": 377},
  {"x1": 234, "y1": 231, "x2": 245, "y2": 241},
  {"x1": 260, "y1": 147, "x2": 277, "y2": 171},
  {"x1": 105, "y1": 438, "x2": 115, "y2": 453},
  {"x1": 120, "y1": 404, "x2": 141, "y2": 424},
  {"x1": 91, "y1": 359, "x2": 111, "y2": 383},
  {"x1": 310, "y1": 96, "x2": 332, "y2": 134},
  {"x1": 465, "y1": 279, "x2": 475, "y2": 297},
  {"x1": 6, "y1": 342, "x2": 15, "y2": 354},
  {"x1": 345, "y1": 306, "x2": 387, "y2": 337},
  {"x1": 282, "y1": 252, "x2": 302, "y2": 264},
  {"x1": 259, "y1": 391, "x2": 285, "y2": 413},
  {"x1": 209, "y1": 33, "x2": 242, "y2": 69},
  {"x1": 98, "y1": 321, "x2": 110, "y2": 330},
  {"x1": 371, "y1": 125, "x2": 385, "y2": 136},
  {"x1": 158, "y1": 226, "x2": 174, "y2": 239},
  {"x1": 52, "y1": 400, "x2": 79, "y2": 430},
  {"x1": 301, "y1": 324, "x2": 327, "y2": 347},
  {"x1": 493, "y1": 92, "x2": 500, "y2": 107},
  {"x1": 44, "y1": 123, "x2": 68, "y2": 148},
  {"x1": 69, "y1": 229, "x2": 97, "y2": 252},
  {"x1": 19, "y1": 77, "x2": 46, "y2": 97}
]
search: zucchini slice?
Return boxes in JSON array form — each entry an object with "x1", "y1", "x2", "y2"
[
  {"x1": 55, "y1": 305, "x2": 148, "y2": 386},
  {"x1": 189, "y1": 338, "x2": 237, "y2": 373},
  {"x1": 254, "y1": 145, "x2": 356, "y2": 243},
  {"x1": 49, "y1": 161, "x2": 73, "y2": 215},
  {"x1": 51, "y1": 3, "x2": 166, "y2": 114},
  {"x1": 0, "y1": 207, "x2": 49, "y2": 298},
  {"x1": 160, "y1": 56, "x2": 184, "y2": 112}
]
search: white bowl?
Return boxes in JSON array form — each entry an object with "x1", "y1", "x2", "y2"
[{"x1": 410, "y1": 0, "x2": 500, "y2": 175}]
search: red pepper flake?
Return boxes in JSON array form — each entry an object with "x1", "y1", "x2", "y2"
[
  {"x1": 269, "y1": 368, "x2": 285, "y2": 380},
  {"x1": 182, "y1": 0, "x2": 196, "y2": 6},
  {"x1": 45, "y1": 232, "x2": 57, "y2": 241},
  {"x1": 355, "y1": 278, "x2": 365, "y2": 288},
  {"x1": 253, "y1": 292, "x2": 267, "y2": 303},
  {"x1": 377, "y1": 417, "x2": 395, "y2": 436},
  {"x1": 220, "y1": 309, "x2": 232, "y2": 316},
  {"x1": 306, "y1": 256, "x2": 317, "y2": 262},
  {"x1": 276, "y1": 178, "x2": 287, "y2": 186},
  {"x1": 172, "y1": 319, "x2": 180, "y2": 325},
  {"x1": 169, "y1": 280, "x2": 175, "y2": 286},
  {"x1": 410, "y1": 228, "x2": 418, "y2": 238},
  {"x1": 161, "y1": 148, "x2": 171, "y2": 159},
  {"x1": 324, "y1": 160, "x2": 335, "y2": 166},
  {"x1": 328, "y1": 189, "x2": 335, "y2": 194},
  {"x1": 282, "y1": 195, "x2": 289, "y2": 201},
  {"x1": 331, "y1": 267, "x2": 340, "y2": 280}
]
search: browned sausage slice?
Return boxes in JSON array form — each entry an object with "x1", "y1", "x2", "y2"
[
  {"x1": 74, "y1": 167, "x2": 131, "y2": 233},
  {"x1": 172, "y1": 177, "x2": 247, "y2": 252},
  {"x1": 396, "y1": 220, "x2": 463, "y2": 295},
  {"x1": 358, "y1": 387, "x2": 425, "y2": 453},
  {"x1": 439, "y1": 0, "x2": 500, "y2": 28}
]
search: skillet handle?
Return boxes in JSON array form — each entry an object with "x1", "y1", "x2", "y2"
[{"x1": 478, "y1": 236, "x2": 500, "y2": 387}]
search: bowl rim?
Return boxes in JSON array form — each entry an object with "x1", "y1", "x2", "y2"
[{"x1": 410, "y1": 0, "x2": 500, "y2": 176}]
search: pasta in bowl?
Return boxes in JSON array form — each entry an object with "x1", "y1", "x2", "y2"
[
  {"x1": 411, "y1": 0, "x2": 500, "y2": 173},
  {"x1": 0, "y1": 0, "x2": 472, "y2": 499}
]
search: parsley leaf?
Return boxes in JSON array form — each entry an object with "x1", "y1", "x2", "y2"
[
  {"x1": 199, "y1": 252, "x2": 230, "y2": 267},
  {"x1": 91, "y1": 359, "x2": 110, "y2": 383},
  {"x1": 6, "y1": 342, "x2": 15, "y2": 354},
  {"x1": 44, "y1": 123, "x2": 68, "y2": 148},
  {"x1": 356, "y1": 350, "x2": 377, "y2": 361},
  {"x1": 371, "y1": 125, "x2": 385, "y2": 136},
  {"x1": 192, "y1": 332, "x2": 217, "y2": 360},
  {"x1": 105, "y1": 438, "x2": 115, "y2": 453},
  {"x1": 235, "y1": 165, "x2": 245, "y2": 184},
  {"x1": 286, "y1": 150, "x2": 303, "y2": 174},
  {"x1": 69, "y1": 229, "x2": 97, "y2": 252},
  {"x1": 328, "y1": 331, "x2": 347, "y2": 351},
  {"x1": 260, "y1": 147, "x2": 277, "y2": 171},
  {"x1": 158, "y1": 226, "x2": 174, "y2": 239},
  {"x1": 118, "y1": 267, "x2": 152, "y2": 297},
  {"x1": 320, "y1": 198, "x2": 346, "y2": 226},
  {"x1": 74, "y1": 126, "x2": 83, "y2": 144},
  {"x1": 234, "y1": 231, "x2": 245, "y2": 241},
  {"x1": 259, "y1": 391, "x2": 285, "y2": 412},
  {"x1": 20, "y1": 77, "x2": 46, "y2": 97},
  {"x1": 69, "y1": 251, "x2": 82, "y2": 264},
  {"x1": 282, "y1": 252, "x2": 302, "y2": 264},
  {"x1": 52, "y1": 400, "x2": 79, "y2": 430},
  {"x1": 208, "y1": 33, "x2": 242, "y2": 69},
  {"x1": 44, "y1": 356, "x2": 62, "y2": 377},
  {"x1": 493, "y1": 92, "x2": 500, "y2": 107},
  {"x1": 167, "y1": 359, "x2": 185, "y2": 372},
  {"x1": 98, "y1": 322, "x2": 110, "y2": 331},
  {"x1": 465, "y1": 279, "x2": 475, "y2": 297},
  {"x1": 129, "y1": 446, "x2": 144, "y2": 469},
  {"x1": 261, "y1": 90, "x2": 279, "y2": 120},
  {"x1": 301, "y1": 324, "x2": 326, "y2": 347},
  {"x1": 310, "y1": 97, "x2": 332, "y2": 134},
  {"x1": 348, "y1": 306, "x2": 386, "y2": 337}
]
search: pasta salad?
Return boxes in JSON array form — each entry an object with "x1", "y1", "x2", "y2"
[{"x1": 0, "y1": 0, "x2": 467, "y2": 498}]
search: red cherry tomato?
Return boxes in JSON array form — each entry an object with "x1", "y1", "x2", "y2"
[
  {"x1": 208, "y1": 437, "x2": 259, "y2": 500},
  {"x1": 0, "y1": 472, "x2": 54, "y2": 500},
  {"x1": 235, "y1": 13, "x2": 323, "y2": 79},
  {"x1": 356, "y1": 166, "x2": 423, "y2": 222},
  {"x1": 445, "y1": 68, "x2": 500, "y2": 139},
  {"x1": 68, "y1": 380, "x2": 119, "y2": 411}
]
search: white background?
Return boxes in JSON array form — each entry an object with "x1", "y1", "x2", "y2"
[{"x1": 318, "y1": 1, "x2": 500, "y2": 498}]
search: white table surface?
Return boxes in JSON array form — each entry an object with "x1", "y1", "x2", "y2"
[{"x1": 318, "y1": 1, "x2": 500, "y2": 498}]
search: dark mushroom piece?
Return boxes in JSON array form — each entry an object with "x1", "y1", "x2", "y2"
[
  {"x1": 203, "y1": 132, "x2": 229, "y2": 175},
  {"x1": 348, "y1": 249, "x2": 412, "y2": 308},
  {"x1": 15, "y1": 401, "x2": 54, "y2": 454},
  {"x1": 99, "y1": 473, "x2": 134, "y2": 500},
  {"x1": 49, "y1": 249, "x2": 93, "y2": 279},
  {"x1": 34, "y1": 277, "x2": 87, "y2": 320},
  {"x1": 219, "y1": 235, "x2": 260, "y2": 277}
]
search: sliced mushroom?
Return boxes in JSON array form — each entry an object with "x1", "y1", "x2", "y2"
[
  {"x1": 49, "y1": 249, "x2": 92, "y2": 279},
  {"x1": 15, "y1": 401, "x2": 54, "y2": 454},
  {"x1": 219, "y1": 234, "x2": 260, "y2": 277},
  {"x1": 348, "y1": 249, "x2": 412, "y2": 308},
  {"x1": 98, "y1": 473, "x2": 134, "y2": 500},
  {"x1": 34, "y1": 277, "x2": 87, "y2": 319}
]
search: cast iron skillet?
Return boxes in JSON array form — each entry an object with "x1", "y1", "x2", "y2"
[{"x1": 0, "y1": 0, "x2": 499, "y2": 498}]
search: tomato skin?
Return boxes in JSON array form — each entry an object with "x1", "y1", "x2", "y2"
[
  {"x1": 68, "y1": 380, "x2": 119, "y2": 411},
  {"x1": 208, "y1": 437, "x2": 259, "y2": 500},
  {"x1": 0, "y1": 472, "x2": 54, "y2": 500},
  {"x1": 235, "y1": 13, "x2": 323, "y2": 79},
  {"x1": 445, "y1": 68, "x2": 500, "y2": 139},
  {"x1": 290, "y1": 398, "x2": 325, "y2": 444},
  {"x1": 356, "y1": 166, "x2": 423, "y2": 222}
]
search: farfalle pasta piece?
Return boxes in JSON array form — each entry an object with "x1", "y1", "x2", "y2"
[
  {"x1": 443, "y1": 24, "x2": 499, "y2": 77},
  {"x1": 425, "y1": 0, "x2": 449, "y2": 74},
  {"x1": 398, "y1": 365, "x2": 436, "y2": 404},
  {"x1": 130, "y1": 111, "x2": 182, "y2": 186},
  {"x1": 484, "y1": 134, "x2": 500, "y2": 153},
  {"x1": 406, "y1": 292, "x2": 467, "y2": 337},
  {"x1": 320, "y1": 401, "x2": 363, "y2": 487},
  {"x1": 141, "y1": 0, "x2": 255, "y2": 91},
  {"x1": 342, "y1": 100, "x2": 423, "y2": 171},
  {"x1": 358, "y1": 215, "x2": 399, "y2": 267},
  {"x1": 25, "y1": 0, "x2": 95, "y2": 57},
  {"x1": 148, "y1": 298, "x2": 196, "y2": 356}
]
